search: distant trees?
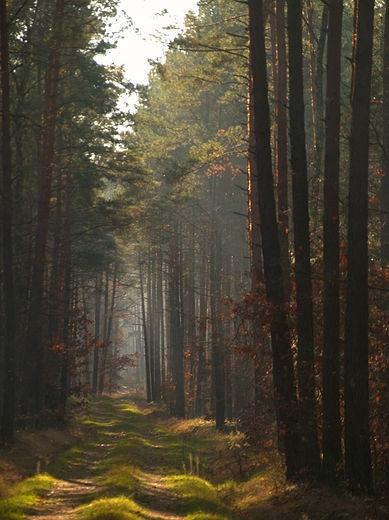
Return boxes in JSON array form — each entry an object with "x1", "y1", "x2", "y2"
[
  {"x1": 131, "y1": 0, "x2": 249, "y2": 427},
  {"x1": 125, "y1": 0, "x2": 386, "y2": 491},
  {"x1": 125, "y1": 0, "x2": 388, "y2": 488}
]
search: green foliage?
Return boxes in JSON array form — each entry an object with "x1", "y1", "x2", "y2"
[
  {"x1": 133, "y1": 0, "x2": 247, "y2": 182},
  {"x1": 0, "y1": 474, "x2": 56, "y2": 520}
]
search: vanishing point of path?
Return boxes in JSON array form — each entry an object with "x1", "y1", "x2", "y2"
[{"x1": 26, "y1": 394, "x2": 184, "y2": 520}]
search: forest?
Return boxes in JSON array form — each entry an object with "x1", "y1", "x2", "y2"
[{"x1": 0, "y1": 0, "x2": 389, "y2": 514}]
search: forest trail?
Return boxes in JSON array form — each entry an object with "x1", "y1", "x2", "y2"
[
  {"x1": 18, "y1": 392, "x2": 384, "y2": 520},
  {"x1": 25, "y1": 394, "x2": 184, "y2": 520}
]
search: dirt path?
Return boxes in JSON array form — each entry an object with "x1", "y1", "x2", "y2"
[
  {"x1": 27, "y1": 479, "x2": 100, "y2": 519},
  {"x1": 135, "y1": 426, "x2": 182, "y2": 520},
  {"x1": 25, "y1": 398, "x2": 183, "y2": 520},
  {"x1": 26, "y1": 433, "x2": 120, "y2": 519}
]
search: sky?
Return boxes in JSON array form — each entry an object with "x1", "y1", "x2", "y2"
[{"x1": 99, "y1": 0, "x2": 200, "y2": 89}]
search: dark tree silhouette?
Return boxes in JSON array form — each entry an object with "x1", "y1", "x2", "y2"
[
  {"x1": 1, "y1": 0, "x2": 17, "y2": 443},
  {"x1": 248, "y1": 0, "x2": 300, "y2": 480},
  {"x1": 322, "y1": 0, "x2": 343, "y2": 481},
  {"x1": 344, "y1": 0, "x2": 374, "y2": 492},
  {"x1": 287, "y1": 0, "x2": 320, "y2": 474}
]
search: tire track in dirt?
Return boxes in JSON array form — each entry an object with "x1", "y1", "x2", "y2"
[
  {"x1": 25, "y1": 397, "x2": 184, "y2": 519},
  {"x1": 26, "y1": 400, "x2": 125, "y2": 519},
  {"x1": 135, "y1": 425, "x2": 183, "y2": 519}
]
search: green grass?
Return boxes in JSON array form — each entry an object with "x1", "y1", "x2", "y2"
[
  {"x1": 164, "y1": 475, "x2": 233, "y2": 517},
  {"x1": 0, "y1": 473, "x2": 56, "y2": 520},
  {"x1": 76, "y1": 496, "x2": 146, "y2": 519}
]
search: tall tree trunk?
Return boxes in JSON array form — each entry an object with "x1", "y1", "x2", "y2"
[
  {"x1": 287, "y1": 0, "x2": 320, "y2": 474},
  {"x1": 344, "y1": 0, "x2": 374, "y2": 492},
  {"x1": 248, "y1": 86, "x2": 269, "y2": 437},
  {"x1": 315, "y1": 4, "x2": 329, "y2": 183},
  {"x1": 275, "y1": 0, "x2": 291, "y2": 299},
  {"x1": 195, "y1": 243, "x2": 207, "y2": 416},
  {"x1": 168, "y1": 229, "x2": 185, "y2": 417},
  {"x1": 158, "y1": 248, "x2": 166, "y2": 393},
  {"x1": 248, "y1": 0, "x2": 300, "y2": 480},
  {"x1": 210, "y1": 215, "x2": 225, "y2": 429},
  {"x1": 154, "y1": 250, "x2": 162, "y2": 401},
  {"x1": 224, "y1": 241, "x2": 233, "y2": 423},
  {"x1": 147, "y1": 251, "x2": 156, "y2": 401},
  {"x1": 45, "y1": 161, "x2": 67, "y2": 411},
  {"x1": 381, "y1": 1, "x2": 389, "y2": 265},
  {"x1": 59, "y1": 252, "x2": 71, "y2": 411},
  {"x1": 139, "y1": 259, "x2": 151, "y2": 403},
  {"x1": 58, "y1": 166, "x2": 72, "y2": 410},
  {"x1": 307, "y1": 0, "x2": 329, "y2": 215},
  {"x1": 24, "y1": 0, "x2": 65, "y2": 415},
  {"x1": 92, "y1": 275, "x2": 102, "y2": 395},
  {"x1": 322, "y1": 0, "x2": 343, "y2": 481},
  {"x1": 248, "y1": 72, "x2": 262, "y2": 283},
  {"x1": 98, "y1": 270, "x2": 109, "y2": 394},
  {"x1": 1, "y1": 0, "x2": 17, "y2": 443},
  {"x1": 47, "y1": 166, "x2": 63, "y2": 342},
  {"x1": 99, "y1": 266, "x2": 117, "y2": 395},
  {"x1": 187, "y1": 221, "x2": 197, "y2": 415},
  {"x1": 306, "y1": 0, "x2": 318, "y2": 154},
  {"x1": 81, "y1": 282, "x2": 91, "y2": 388}
]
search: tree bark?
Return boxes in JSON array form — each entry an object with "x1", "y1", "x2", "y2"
[
  {"x1": 275, "y1": 0, "x2": 291, "y2": 299},
  {"x1": 210, "y1": 202, "x2": 225, "y2": 429},
  {"x1": 92, "y1": 275, "x2": 102, "y2": 395},
  {"x1": 195, "y1": 242, "x2": 207, "y2": 417},
  {"x1": 248, "y1": 0, "x2": 300, "y2": 480},
  {"x1": 59, "y1": 166, "x2": 72, "y2": 410},
  {"x1": 98, "y1": 270, "x2": 110, "y2": 394},
  {"x1": 154, "y1": 250, "x2": 162, "y2": 401},
  {"x1": 139, "y1": 259, "x2": 152, "y2": 403},
  {"x1": 315, "y1": 5, "x2": 329, "y2": 185},
  {"x1": 1, "y1": 0, "x2": 17, "y2": 443},
  {"x1": 168, "y1": 229, "x2": 185, "y2": 417},
  {"x1": 322, "y1": 0, "x2": 343, "y2": 481},
  {"x1": 344, "y1": 0, "x2": 374, "y2": 492},
  {"x1": 24, "y1": 0, "x2": 65, "y2": 415},
  {"x1": 381, "y1": 0, "x2": 389, "y2": 265},
  {"x1": 158, "y1": 248, "x2": 166, "y2": 394},
  {"x1": 287, "y1": 0, "x2": 320, "y2": 474},
  {"x1": 99, "y1": 266, "x2": 117, "y2": 394},
  {"x1": 147, "y1": 250, "x2": 156, "y2": 401}
]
